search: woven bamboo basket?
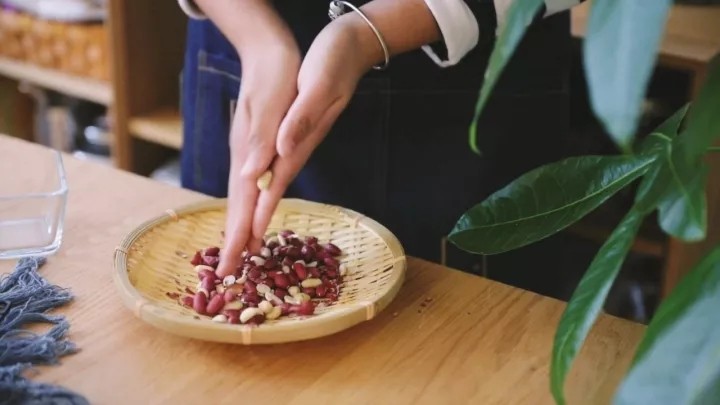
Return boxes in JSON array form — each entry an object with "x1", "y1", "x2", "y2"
[{"x1": 113, "y1": 198, "x2": 406, "y2": 345}]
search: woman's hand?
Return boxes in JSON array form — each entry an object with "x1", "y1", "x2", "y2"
[
  {"x1": 207, "y1": 0, "x2": 441, "y2": 277},
  {"x1": 246, "y1": 16, "x2": 387, "y2": 250},
  {"x1": 203, "y1": 0, "x2": 302, "y2": 277}
]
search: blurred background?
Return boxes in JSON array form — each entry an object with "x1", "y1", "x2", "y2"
[{"x1": 0, "y1": 0, "x2": 718, "y2": 324}]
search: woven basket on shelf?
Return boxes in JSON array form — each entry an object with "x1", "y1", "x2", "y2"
[
  {"x1": 113, "y1": 198, "x2": 406, "y2": 345},
  {"x1": 0, "y1": 9, "x2": 110, "y2": 81}
]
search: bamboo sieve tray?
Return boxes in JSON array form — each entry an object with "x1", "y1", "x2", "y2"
[{"x1": 112, "y1": 198, "x2": 406, "y2": 344}]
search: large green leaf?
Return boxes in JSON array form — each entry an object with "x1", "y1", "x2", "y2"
[
  {"x1": 614, "y1": 252, "x2": 720, "y2": 404},
  {"x1": 468, "y1": 0, "x2": 545, "y2": 154},
  {"x1": 677, "y1": 53, "x2": 720, "y2": 163},
  {"x1": 657, "y1": 165, "x2": 708, "y2": 241},
  {"x1": 448, "y1": 156, "x2": 652, "y2": 255},
  {"x1": 551, "y1": 208, "x2": 645, "y2": 405},
  {"x1": 631, "y1": 246, "x2": 720, "y2": 366},
  {"x1": 583, "y1": 0, "x2": 672, "y2": 152},
  {"x1": 633, "y1": 104, "x2": 708, "y2": 241}
]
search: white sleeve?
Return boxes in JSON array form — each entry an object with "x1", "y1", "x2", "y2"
[
  {"x1": 421, "y1": 0, "x2": 480, "y2": 68},
  {"x1": 177, "y1": 0, "x2": 207, "y2": 20}
]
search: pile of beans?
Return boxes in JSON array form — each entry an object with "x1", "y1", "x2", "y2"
[{"x1": 176, "y1": 230, "x2": 346, "y2": 326}]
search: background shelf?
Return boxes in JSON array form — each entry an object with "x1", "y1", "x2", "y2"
[
  {"x1": 129, "y1": 108, "x2": 182, "y2": 150},
  {"x1": 0, "y1": 57, "x2": 112, "y2": 105}
]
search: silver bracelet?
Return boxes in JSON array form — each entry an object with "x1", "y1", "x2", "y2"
[{"x1": 328, "y1": 1, "x2": 390, "y2": 70}]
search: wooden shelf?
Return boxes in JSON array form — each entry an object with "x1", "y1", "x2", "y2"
[
  {"x1": 571, "y1": 2, "x2": 720, "y2": 68},
  {"x1": 129, "y1": 108, "x2": 183, "y2": 150},
  {"x1": 0, "y1": 57, "x2": 112, "y2": 105},
  {"x1": 566, "y1": 223, "x2": 666, "y2": 259}
]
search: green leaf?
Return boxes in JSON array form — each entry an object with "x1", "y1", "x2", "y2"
[
  {"x1": 647, "y1": 103, "x2": 690, "y2": 143},
  {"x1": 468, "y1": 0, "x2": 545, "y2": 154},
  {"x1": 551, "y1": 208, "x2": 645, "y2": 405},
  {"x1": 657, "y1": 165, "x2": 708, "y2": 241},
  {"x1": 677, "y1": 54, "x2": 720, "y2": 163},
  {"x1": 633, "y1": 104, "x2": 708, "y2": 240},
  {"x1": 631, "y1": 246, "x2": 720, "y2": 366},
  {"x1": 448, "y1": 156, "x2": 652, "y2": 255},
  {"x1": 635, "y1": 104, "x2": 690, "y2": 212},
  {"x1": 614, "y1": 250, "x2": 720, "y2": 405},
  {"x1": 583, "y1": 0, "x2": 672, "y2": 152}
]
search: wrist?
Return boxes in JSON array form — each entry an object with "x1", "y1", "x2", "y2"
[{"x1": 330, "y1": 13, "x2": 386, "y2": 74}]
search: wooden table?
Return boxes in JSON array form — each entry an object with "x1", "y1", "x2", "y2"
[{"x1": 0, "y1": 135, "x2": 645, "y2": 404}]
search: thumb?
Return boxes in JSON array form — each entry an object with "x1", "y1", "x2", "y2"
[{"x1": 277, "y1": 89, "x2": 340, "y2": 157}]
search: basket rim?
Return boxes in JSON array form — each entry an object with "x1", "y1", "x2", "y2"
[{"x1": 112, "y1": 197, "x2": 407, "y2": 344}]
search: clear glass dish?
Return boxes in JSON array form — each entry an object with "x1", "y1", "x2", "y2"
[{"x1": 0, "y1": 149, "x2": 68, "y2": 259}]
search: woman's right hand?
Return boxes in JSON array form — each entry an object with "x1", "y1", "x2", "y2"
[{"x1": 195, "y1": 0, "x2": 301, "y2": 277}]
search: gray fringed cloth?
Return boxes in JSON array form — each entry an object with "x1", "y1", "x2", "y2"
[{"x1": 0, "y1": 257, "x2": 89, "y2": 405}]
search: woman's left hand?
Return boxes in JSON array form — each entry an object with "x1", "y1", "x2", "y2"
[{"x1": 247, "y1": 15, "x2": 384, "y2": 240}]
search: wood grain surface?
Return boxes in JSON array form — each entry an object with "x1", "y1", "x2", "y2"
[{"x1": 0, "y1": 135, "x2": 646, "y2": 404}]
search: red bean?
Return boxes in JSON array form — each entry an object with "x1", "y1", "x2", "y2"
[
  {"x1": 244, "y1": 280, "x2": 257, "y2": 294},
  {"x1": 203, "y1": 255, "x2": 220, "y2": 268},
  {"x1": 201, "y1": 277, "x2": 215, "y2": 293},
  {"x1": 248, "y1": 266, "x2": 262, "y2": 281},
  {"x1": 223, "y1": 309, "x2": 241, "y2": 324},
  {"x1": 193, "y1": 292, "x2": 208, "y2": 314},
  {"x1": 190, "y1": 251, "x2": 203, "y2": 266},
  {"x1": 286, "y1": 246, "x2": 301, "y2": 260},
  {"x1": 292, "y1": 301, "x2": 315, "y2": 316},
  {"x1": 301, "y1": 245, "x2": 315, "y2": 262},
  {"x1": 198, "y1": 269, "x2": 215, "y2": 281},
  {"x1": 325, "y1": 243, "x2": 342, "y2": 256},
  {"x1": 326, "y1": 268, "x2": 338, "y2": 279},
  {"x1": 224, "y1": 290, "x2": 236, "y2": 303},
  {"x1": 264, "y1": 259, "x2": 278, "y2": 270},
  {"x1": 242, "y1": 292, "x2": 260, "y2": 305},
  {"x1": 274, "y1": 288, "x2": 288, "y2": 300},
  {"x1": 183, "y1": 232, "x2": 344, "y2": 320},
  {"x1": 206, "y1": 294, "x2": 224, "y2": 316},
  {"x1": 273, "y1": 273, "x2": 290, "y2": 289},
  {"x1": 204, "y1": 246, "x2": 220, "y2": 256},
  {"x1": 293, "y1": 263, "x2": 308, "y2": 280},
  {"x1": 247, "y1": 314, "x2": 266, "y2": 325}
]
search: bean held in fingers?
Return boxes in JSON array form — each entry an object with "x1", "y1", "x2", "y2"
[{"x1": 171, "y1": 230, "x2": 346, "y2": 325}]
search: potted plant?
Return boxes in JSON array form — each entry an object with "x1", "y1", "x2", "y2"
[{"x1": 448, "y1": 1, "x2": 720, "y2": 404}]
